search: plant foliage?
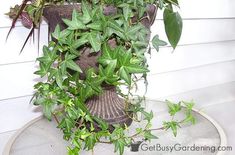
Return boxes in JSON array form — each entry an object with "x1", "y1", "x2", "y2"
[
  {"x1": 6, "y1": 0, "x2": 183, "y2": 50},
  {"x1": 6, "y1": 0, "x2": 194, "y2": 155}
]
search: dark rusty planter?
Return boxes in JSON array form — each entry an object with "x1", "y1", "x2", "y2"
[{"x1": 43, "y1": 4, "x2": 156, "y2": 128}]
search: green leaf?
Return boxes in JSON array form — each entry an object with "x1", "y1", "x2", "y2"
[
  {"x1": 62, "y1": 53, "x2": 82, "y2": 73},
  {"x1": 80, "y1": 133, "x2": 91, "y2": 140},
  {"x1": 104, "y1": 59, "x2": 117, "y2": 77},
  {"x1": 93, "y1": 116, "x2": 108, "y2": 130},
  {"x1": 59, "y1": 30, "x2": 71, "y2": 42},
  {"x1": 125, "y1": 65, "x2": 149, "y2": 73},
  {"x1": 152, "y1": 35, "x2": 167, "y2": 51},
  {"x1": 98, "y1": 65, "x2": 105, "y2": 76},
  {"x1": 67, "y1": 146, "x2": 80, "y2": 155},
  {"x1": 119, "y1": 67, "x2": 131, "y2": 85},
  {"x1": 137, "y1": 28, "x2": 149, "y2": 42},
  {"x1": 166, "y1": 100, "x2": 181, "y2": 116},
  {"x1": 42, "y1": 99, "x2": 53, "y2": 120},
  {"x1": 67, "y1": 107, "x2": 79, "y2": 119},
  {"x1": 67, "y1": 60, "x2": 83, "y2": 73},
  {"x1": 123, "y1": 5, "x2": 132, "y2": 21},
  {"x1": 142, "y1": 111, "x2": 154, "y2": 122},
  {"x1": 81, "y1": 0, "x2": 92, "y2": 24},
  {"x1": 157, "y1": 0, "x2": 164, "y2": 9},
  {"x1": 72, "y1": 33, "x2": 88, "y2": 49},
  {"x1": 51, "y1": 25, "x2": 61, "y2": 40},
  {"x1": 60, "y1": 61, "x2": 67, "y2": 75},
  {"x1": 165, "y1": 0, "x2": 179, "y2": 6},
  {"x1": 84, "y1": 134, "x2": 96, "y2": 150},
  {"x1": 65, "y1": 117, "x2": 74, "y2": 130},
  {"x1": 125, "y1": 24, "x2": 143, "y2": 40},
  {"x1": 118, "y1": 140, "x2": 125, "y2": 155},
  {"x1": 87, "y1": 32, "x2": 101, "y2": 52},
  {"x1": 71, "y1": 139, "x2": 82, "y2": 151},
  {"x1": 47, "y1": 68, "x2": 57, "y2": 81},
  {"x1": 63, "y1": 19, "x2": 86, "y2": 30},
  {"x1": 65, "y1": 53, "x2": 77, "y2": 60},
  {"x1": 88, "y1": 81, "x2": 103, "y2": 94},
  {"x1": 138, "y1": 6, "x2": 146, "y2": 18},
  {"x1": 91, "y1": 0, "x2": 99, "y2": 4},
  {"x1": 132, "y1": 41, "x2": 148, "y2": 48},
  {"x1": 102, "y1": 43, "x2": 113, "y2": 59},
  {"x1": 119, "y1": 49, "x2": 131, "y2": 66},
  {"x1": 163, "y1": 8, "x2": 182, "y2": 49},
  {"x1": 183, "y1": 112, "x2": 196, "y2": 124},
  {"x1": 62, "y1": 10, "x2": 86, "y2": 30},
  {"x1": 114, "y1": 139, "x2": 125, "y2": 155},
  {"x1": 107, "y1": 20, "x2": 124, "y2": 33},
  {"x1": 123, "y1": 6, "x2": 129, "y2": 21},
  {"x1": 34, "y1": 62, "x2": 49, "y2": 77},
  {"x1": 37, "y1": 46, "x2": 57, "y2": 63},
  {"x1": 163, "y1": 121, "x2": 180, "y2": 137},
  {"x1": 91, "y1": 6, "x2": 104, "y2": 21},
  {"x1": 182, "y1": 101, "x2": 195, "y2": 110},
  {"x1": 55, "y1": 70, "x2": 63, "y2": 89},
  {"x1": 144, "y1": 131, "x2": 158, "y2": 141},
  {"x1": 171, "y1": 123, "x2": 178, "y2": 137},
  {"x1": 68, "y1": 47, "x2": 80, "y2": 56},
  {"x1": 111, "y1": 28, "x2": 126, "y2": 40},
  {"x1": 87, "y1": 21, "x2": 102, "y2": 31},
  {"x1": 75, "y1": 99, "x2": 90, "y2": 114}
]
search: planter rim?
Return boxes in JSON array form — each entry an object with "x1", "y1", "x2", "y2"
[{"x1": 42, "y1": 3, "x2": 157, "y2": 29}]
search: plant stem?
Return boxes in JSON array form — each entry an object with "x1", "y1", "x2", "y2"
[
  {"x1": 97, "y1": 126, "x2": 165, "y2": 144},
  {"x1": 53, "y1": 113, "x2": 60, "y2": 125},
  {"x1": 129, "y1": 126, "x2": 165, "y2": 138},
  {"x1": 97, "y1": 140, "x2": 112, "y2": 144}
]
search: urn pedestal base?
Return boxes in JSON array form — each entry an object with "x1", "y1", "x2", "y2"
[{"x1": 86, "y1": 86, "x2": 133, "y2": 128}]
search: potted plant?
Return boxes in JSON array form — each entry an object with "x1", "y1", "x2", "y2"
[{"x1": 6, "y1": 0, "x2": 196, "y2": 155}]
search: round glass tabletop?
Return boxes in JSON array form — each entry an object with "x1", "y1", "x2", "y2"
[{"x1": 4, "y1": 100, "x2": 226, "y2": 155}]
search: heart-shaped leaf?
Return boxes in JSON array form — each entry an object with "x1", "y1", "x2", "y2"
[{"x1": 163, "y1": 8, "x2": 182, "y2": 49}]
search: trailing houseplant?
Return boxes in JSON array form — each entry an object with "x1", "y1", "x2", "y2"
[{"x1": 6, "y1": 0, "x2": 196, "y2": 155}]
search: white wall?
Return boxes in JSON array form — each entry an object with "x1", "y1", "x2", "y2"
[
  {"x1": 1, "y1": 0, "x2": 235, "y2": 134},
  {"x1": 0, "y1": 0, "x2": 46, "y2": 133}
]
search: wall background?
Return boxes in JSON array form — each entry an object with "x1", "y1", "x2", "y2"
[{"x1": 1, "y1": 0, "x2": 235, "y2": 154}]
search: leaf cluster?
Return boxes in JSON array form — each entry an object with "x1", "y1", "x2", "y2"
[
  {"x1": 163, "y1": 100, "x2": 196, "y2": 137},
  {"x1": 8, "y1": 0, "x2": 191, "y2": 155},
  {"x1": 7, "y1": 0, "x2": 182, "y2": 50}
]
